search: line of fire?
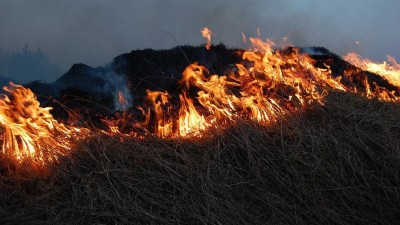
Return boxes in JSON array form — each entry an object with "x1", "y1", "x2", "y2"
[{"x1": 0, "y1": 28, "x2": 399, "y2": 166}]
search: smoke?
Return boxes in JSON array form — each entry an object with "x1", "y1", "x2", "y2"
[
  {"x1": 89, "y1": 69, "x2": 133, "y2": 111},
  {"x1": 0, "y1": 0, "x2": 399, "y2": 83}
]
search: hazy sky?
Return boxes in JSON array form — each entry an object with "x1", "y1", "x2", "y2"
[{"x1": 0, "y1": 0, "x2": 399, "y2": 81}]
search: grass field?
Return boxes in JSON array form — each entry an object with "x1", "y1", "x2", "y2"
[{"x1": 1, "y1": 91, "x2": 400, "y2": 224}]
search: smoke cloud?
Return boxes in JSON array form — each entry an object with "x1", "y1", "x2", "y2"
[{"x1": 0, "y1": 0, "x2": 399, "y2": 82}]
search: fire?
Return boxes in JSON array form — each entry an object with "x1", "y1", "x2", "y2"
[
  {"x1": 180, "y1": 40, "x2": 344, "y2": 123},
  {"x1": 139, "y1": 35, "x2": 353, "y2": 137},
  {"x1": 137, "y1": 30, "x2": 400, "y2": 138},
  {"x1": 0, "y1": 83, "x2": 89, "y2": 164},
  {"x1": 178, "y1": 92, "x2": 209, "y2": 136},
  {"x1": 344, "y1": 53, "x2": 400, "y2": 87},
  {"x1": 201, "y1": 27, "x2": 212, "y2": 50},
  {"x1": 118, "y1": 90, "x2": 128, "y2": 111},
  {"x1": 2, "y1": 28, "x2": 400, "y2": 165},
  {"x1": 137, "y1": 89, "x2": 209, "y2": 138},
  {"x1": 142, "y1": 90, "x2": 173, "y2": 137}
]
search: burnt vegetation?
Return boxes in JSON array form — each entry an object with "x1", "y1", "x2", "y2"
[{"x1": 1, "y1": 45, "x2": 400, "y2": 224}]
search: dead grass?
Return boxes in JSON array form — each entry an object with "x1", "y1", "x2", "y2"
[{"x1": 1, "y1": 91, "x2": 400, "y2": 224}]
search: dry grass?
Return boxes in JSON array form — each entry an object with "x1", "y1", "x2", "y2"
[{"x1": 1, "y1": 91, "x2": 400, "y2": 224}]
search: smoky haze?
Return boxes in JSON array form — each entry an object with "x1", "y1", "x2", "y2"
[{"x1": 0, "y1": 0, "x2": 399, "y2": 82}]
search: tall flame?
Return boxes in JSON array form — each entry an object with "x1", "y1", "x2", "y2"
[
  {"x1": 0, "y1": 83, "x2": 88, "y2": 164},
  {"x1": 178, "y1": 92, "x2": 208, "y2": 136},
  {"x1": 138, "y1": 90, "x2": 173, "y2": 138}
]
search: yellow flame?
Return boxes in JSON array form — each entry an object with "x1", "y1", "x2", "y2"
[
  {"x1": 344, "y1": 53, "x2": 400, "y2": 87},
  {"x1": 138, "y1": 30, "x2": 400, "y2": 138},
  {"x1": 0, "y1": 83, "x2": 89, "y2": 164},
  {"x1": 140, "y1": 32, "x2": 359, "y2": 137},
  {"x1": 178, "y1": 92, "x2": 208, "y2": 136},
  {"x1": 3, "y1": 28, "x2": 399, "y2": 154}
]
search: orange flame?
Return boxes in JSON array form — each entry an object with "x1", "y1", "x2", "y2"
[
  {"x1": 2, "y1": 28, "x2": 400, "y2": 162},
  {"x1": 118, "y1": 90, "x2": 128, "y2": 111},
  {"x1": 138, "y1": 90, "x2": 173, "y2": 138},
  {"x1": 201, "y1": 27, "x2": 212, "y2": 50},
  {"x1": 344, "y1": 53, "x2": 400, "y2": 87},
  {"x1": 178, "y1": 92, "x2": 209, "y2": 136},
  {"x1": 0, "y1": 83, "x2": 89, "y2": 164},
  {"x1": 139, "y1": 34, "x2": 362, "y2": 137},
  {"x1": 137, "y1": 30, "x2": 400, "y2": 138}
]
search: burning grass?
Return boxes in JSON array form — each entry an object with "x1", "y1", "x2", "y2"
[
  {"x1": 1, "y1": 91, "x2": 399, "y2": 224},
  {"x1": 0, "y1": 83, "x2": 90, "y2": 165},
  {"x1": 0, "y1": 29, "x2": 400, "y2": 223}
]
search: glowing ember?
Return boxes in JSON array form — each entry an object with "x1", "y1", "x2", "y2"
[
  {"x1": 0, "y1": 83, "x2": 88, "y2": 164},
  {"x1": 201, "y1": 27, "x2": 212, "y2": 50}
]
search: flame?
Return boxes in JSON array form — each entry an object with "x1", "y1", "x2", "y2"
[
  {"x1": 178, "y1": 92, "x2": 209, "y2": 136},
  {"x1": 136, "y1": 88, "x2": 209, "y2": 138},
  {"x1": 118, "y1": 90, "x2": 128, "y2": 111},
  {"x1": 137, "y1": 30, "x2": 400, "y2": 138},
  {"x1": 344, "y1": 53, "x2": 400, "y2": 87},
  {"x1": 2, "y1": 28, "x2": 399, "y2": 163},
  {"x1": 180, "y1": 41, "x2": 345, "y2": 123},
  {"x1": 138, "y1": 34, "x2": 359, "y2": 137},
  {"x1": 201, "y1": 27, "x2": 212, "y2": 50},
  {"x1": 138, "y1": 90, "x2": 173, "y2": 137},
  {"x1": 0, "y1": 83, "x2": 88, "y2": 164}
]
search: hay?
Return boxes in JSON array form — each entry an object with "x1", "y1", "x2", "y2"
[{"x1": 1, "y1": 91, "x2": 400, "y2": 224}]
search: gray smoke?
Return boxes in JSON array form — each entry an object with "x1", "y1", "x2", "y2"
[{"x1": 89, "y1": 70, "x2": 133, "y2": 111}]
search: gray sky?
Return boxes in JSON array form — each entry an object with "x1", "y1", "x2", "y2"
[{"x1": 1, "y1": 0, "x2": 399, "y2": 82}]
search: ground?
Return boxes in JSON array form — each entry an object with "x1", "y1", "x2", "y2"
[{"x1": 1, "y1": 91, "x2": 399, "y2": 224}]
